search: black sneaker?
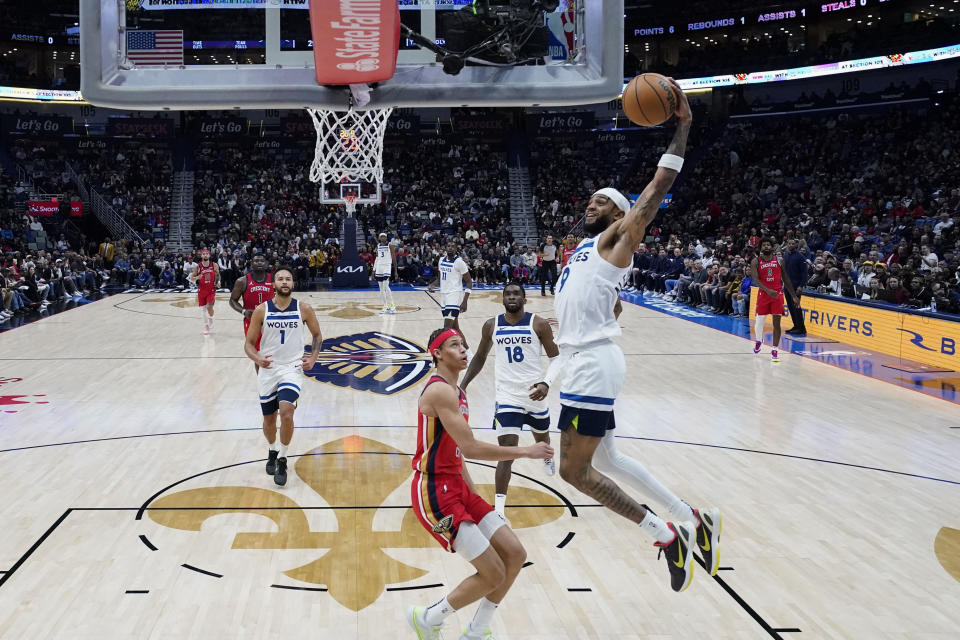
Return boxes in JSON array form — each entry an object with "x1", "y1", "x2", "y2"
[
  {"x1": 274, "y1": 457, "x2": 287, "y2": 486},
  {"x1": 655, "y1": 522, "x2": 695, "y2": 592},
  {"x1": 694, "y1": 507, "x2": 722, "y2": 576},
  {"x1": 266, "y1": 450, "x2": 278, "y2": 476}
]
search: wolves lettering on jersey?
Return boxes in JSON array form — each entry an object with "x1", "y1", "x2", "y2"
[
  {"x1": 438, "y1": 256, "x2": 468, "y2": 295},
  {"x1": 554, "y1": 237, "x2": 631, "y2": 349},
  {"x1": 260, "y1": 299, "x2": 304, "y2": 366},
  {"x1": 493, "y1": 313, "x2": 543, "y2": 396},
  {"x1": 243, "y1": 273, "x2": 273, "y2": 311},
  {"x1": 412, "y1": 375, "x2": 469, "y2": 476}
]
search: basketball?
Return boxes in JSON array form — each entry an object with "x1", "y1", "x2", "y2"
[{"x1": 622, "y1": 73, "x2": 676, "y2": 127}]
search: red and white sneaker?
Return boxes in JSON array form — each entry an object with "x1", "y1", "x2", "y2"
[
  {"x1": 771, "y1": 349, "x2": 780, "y2": 362},
  {"x1": 753, "y1": 341, "x2": 762, "y2": 354}
]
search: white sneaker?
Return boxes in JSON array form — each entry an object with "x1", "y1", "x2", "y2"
[
  {"x1": 460, "y1": 627, "x2": 494, "y2": 639},
  {"x1": 406, "y1": 606, "x2": 442, "y2": 640},
  {"x1": 388, "y1": 304, "x2": 397, "y2": 314},
  {"x1": 380, "y1": 306, "x2": 388, "y2": 314},
  {"x1": 543, "y1": 457, "x2": 556, "y2": 476}
]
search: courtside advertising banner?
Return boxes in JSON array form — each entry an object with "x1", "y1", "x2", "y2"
[
  {"x1": 311, "y1": 0, "x2": 401, "y2": 85},
  {"x1": 27, "y1": 201, "x2": 58, "y2": 216},
  {"x1": 751, "y1": 290, "x2": 960, "y2": 370}
]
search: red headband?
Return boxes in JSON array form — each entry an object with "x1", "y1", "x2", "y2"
[{"x1": 428, "y1": 329, "x2": 461, "y2": 355}]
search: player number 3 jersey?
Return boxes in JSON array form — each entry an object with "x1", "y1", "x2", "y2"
[{"x1": 259, "y1": 299, "x2": 304, "y2": 367}]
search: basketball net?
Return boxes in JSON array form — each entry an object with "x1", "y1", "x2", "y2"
[
  {"x1": 342, "y1": 195, "x2": 358, "y2": 216},
  {"x1": 307, "y1": 107, "x2": 394, "y2": 187}
]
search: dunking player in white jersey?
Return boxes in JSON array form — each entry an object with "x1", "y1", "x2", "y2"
[
  {"x1": 550, "y1": 79, "x2": 722, "y2": 593},
  {"x1": 373, "y1": 232, "x2": 397, "y2": 314},
  {"x1": 428, "y1": 239, "x2": 473, "y2": 349},
  {"x1": 460, "y1": 281, "x2": 559, "y2": 519},
  {"x1": 244, "y1": 266, "x2": 322, "y2": 487}
]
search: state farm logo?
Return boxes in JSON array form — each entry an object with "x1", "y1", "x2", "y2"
[
  {"x1": 328, "y1": 0, "x2": 385, "y2": 73},
  {"x1": 337, "y1": 59, "x2": 380, "y2": 72}
]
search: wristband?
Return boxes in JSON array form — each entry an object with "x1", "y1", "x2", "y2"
[{"x1": 658, "y1": 153, "x2": 684, "y2": 172}]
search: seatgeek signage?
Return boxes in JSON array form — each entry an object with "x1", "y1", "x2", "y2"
[
  {"x1": 310, "y1": 0, "x2": 400, "y2": 85},
  {"x1": 750, "y1": 290, "x2": 960, "y2": 369}
]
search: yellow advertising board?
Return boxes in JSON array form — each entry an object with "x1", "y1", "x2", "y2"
[{"x1": 750, "y1": 288, "x2": 960, "y2": 369}]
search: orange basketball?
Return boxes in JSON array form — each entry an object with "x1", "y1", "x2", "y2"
[{"x1": 622, "y1": 73, "x2": 676, "y2": 127}]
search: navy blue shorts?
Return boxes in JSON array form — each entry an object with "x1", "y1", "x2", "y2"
[
  {"x1": 493, "y1": 404, "x2": 550, "y2": 436},
  {"x1": 557, "y1": 405, "x2": 616, "y2": 438}
]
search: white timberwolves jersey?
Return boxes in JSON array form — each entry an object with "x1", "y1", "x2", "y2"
[
  {"x1": 493, "y1": 312, "x2": 543, "y2": 401},
  {"x1": 374, "y1": 244, "x2": 392, "y2": 275},
  {"x1": 439, "y1": 255, "x2": 469, "y2": 295},
  {"x1": 554, "y1": 237, "x2": 631, "y2": 349},
  {"x1": 260, "y1": 298, "x2": 304, "y2": 366}
]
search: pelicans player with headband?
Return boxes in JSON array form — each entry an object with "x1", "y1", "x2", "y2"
[
  {"x1": 373, "y1": 232, "x2": 397, "y2": 314},
  {"x1": 749, "y1": 238, "x2": 801, "y2": 362},
  {"x1": 191, "y1": 249, "x2": 220, "y2": 335},
  {"x1": 460, "y1": 281, "x2": 560, "y2": 520},
  {"x1": 229, "y1": 253, "x2": 273, "y2": 361},
  {"x1": 552, "y1": 79, "x2": 722, "y2": 593},
  {"x1": 408, "y1": 327, "x2": 553, "y2": 640},
  {"x1": 243, "y1": 266, "x2": 322, "y2": 486}
]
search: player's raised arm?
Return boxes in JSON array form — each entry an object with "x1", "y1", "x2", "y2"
[
  {"x1": 421, "y1": 383, "x2": 552, "y2": 462},
  {"x1": 460, "y1": 317, "x2": 495, "y2": 390},
  {"x1": 607, "y1": 79, "x2": 692, "y2": 268}
]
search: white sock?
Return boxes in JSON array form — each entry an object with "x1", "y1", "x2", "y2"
[
  {"x1": 640, "y1": 510, "x2": 675, "y2": 544},
  {"x1": 268, "y1": 440, "x2": 278, "y2": 452},
  {"x1": 494, "y1": 493, "x2": 507, "y2": 516},
  {"x1": 422, "y1": 596, "x2": 456, "y2": 626},
  {"x1": 754, "y1": 315, "x2": 765, "y2": 342},
  {"x1": 385, "y1": 282, "x2": 394, "y2": 305},
  {"x1": 592, "y1": 433, "x2": 695, "y2": 523},
  {"x1": 378, "y1": 280, "x2": 387, "y2": 305},
  {"x1": 468, "y1": 598, "x2": 498, "y2": 633},
  {"x1": 277, "y1": 442, "x2": 288, "y2": 459}
]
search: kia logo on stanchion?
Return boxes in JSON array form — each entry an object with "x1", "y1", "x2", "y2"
[{"x1": 337, "y1": 265, "x2": 365, "y2": 274}]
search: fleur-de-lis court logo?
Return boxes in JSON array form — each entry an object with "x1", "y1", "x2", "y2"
[
  {"x1": 303, "y1": 332, "x2": 433, "y2": 395},
  {"x1": 145, "y1": 436, "x2": 565, "y2": 611}
]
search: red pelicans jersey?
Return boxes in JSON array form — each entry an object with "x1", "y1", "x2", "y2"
[
  {"x1": 412, "y1": 376, "x2": 469, "y2": 476},
  {"x1": 243, "y1": 272, "x2": 273, "y2": 311}
]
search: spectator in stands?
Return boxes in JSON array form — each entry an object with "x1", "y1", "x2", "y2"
[
  {"x1": 880, "y1": 276, "x2": 910, "y2": 305},
  {"x1": 908, "y1": 276, "x2": 932, "y2": 308},
  {"x1": 134, "y1": 264, "x2": 154, "y2": 290}
]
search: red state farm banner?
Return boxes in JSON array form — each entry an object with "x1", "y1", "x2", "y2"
[
  {"x1": 70, "y1": 201, "x2": 83, "y2": 217},
  {"x1": 27, "y1": 201, "x2": 58, "y2": 216},
  {"x1": 310, "y1": 0, "x2": 400, "y2": 85}
]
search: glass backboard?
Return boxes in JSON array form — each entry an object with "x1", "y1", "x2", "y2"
[{"x1": 80, "y1": 0, "x2": 624, "y2": 110}]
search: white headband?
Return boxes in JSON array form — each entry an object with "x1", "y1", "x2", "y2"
[{"x1": 593, "y1": 188, "x2": 630, "y2": 213}]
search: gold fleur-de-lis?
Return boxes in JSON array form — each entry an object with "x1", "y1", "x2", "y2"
[{"x1": 147, "y1": 436, "x2": 564, "y2": 610}]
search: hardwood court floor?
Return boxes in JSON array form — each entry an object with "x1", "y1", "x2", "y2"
[{"x1": 0, "y1": 289, "x2": 958, "y2": 639}]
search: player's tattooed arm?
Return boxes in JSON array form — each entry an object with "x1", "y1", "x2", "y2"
[
  {"x1": 460, "y1": 318, "x2": 494, "y2": 390},
  {"x1": 608, "y1": 80, "x2": 691, "y2": 266}
]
